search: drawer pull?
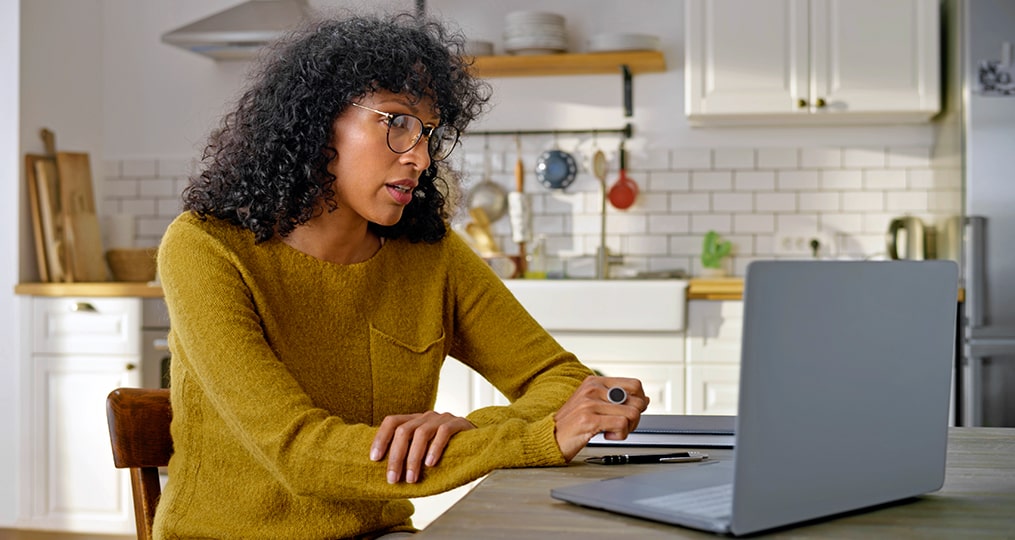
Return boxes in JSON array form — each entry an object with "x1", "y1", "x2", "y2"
[
  {"x1": 71, "y1": 302, "x2": 97, "y2": 313},
  {"x1": 126, "y1": 363, "x2": 137, "y2": 371}
]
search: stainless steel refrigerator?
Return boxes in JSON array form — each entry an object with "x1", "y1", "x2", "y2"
[{"x1": 946, "y1": 0, "x2": 1015, "y2": 427}]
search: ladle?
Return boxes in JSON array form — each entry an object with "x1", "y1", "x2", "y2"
[{"x1": 607, "y1": 141, "x2": 638, "y2": 210}]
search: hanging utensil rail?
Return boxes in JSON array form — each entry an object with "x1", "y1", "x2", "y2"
[{"x1": 465, "y1": 123, "x2": 632, "y2": 139}]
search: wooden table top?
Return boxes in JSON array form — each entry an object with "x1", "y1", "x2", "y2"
[{"x1": 417, "y1": 427, "x2": 1015, "y2": 538}]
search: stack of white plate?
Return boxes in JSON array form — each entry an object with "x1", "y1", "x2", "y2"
[
  {"x1": 503, "y1": 11, "x2": 567, "y2": 55},
  {"x1": 588, "y1": 33, "x2": 660, "y2": 53},
  {"x1": 464, "y1": 40, "x2": 494, "y2": 57}
]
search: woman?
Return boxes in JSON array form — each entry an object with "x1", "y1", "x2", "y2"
[{"x1": 155, "y1": 12, "x2": 647, "y2": 539}]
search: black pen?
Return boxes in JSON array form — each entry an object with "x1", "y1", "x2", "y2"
[{"x1": 584, "y1": 451, "x2": 709, "y2": 465}]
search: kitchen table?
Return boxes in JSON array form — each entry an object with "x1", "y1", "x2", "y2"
[{"x1": 417, "y1": 427, "x2": 1015, "y2": 538}]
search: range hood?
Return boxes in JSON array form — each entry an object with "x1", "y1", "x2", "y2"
[{"x1": 162, "y1": 0, "x2": 310, "y2": 61}]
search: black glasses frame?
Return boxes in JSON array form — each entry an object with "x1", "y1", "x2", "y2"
[{"x1": 349, "y1": 102, "x2": 460, "y2": 161}]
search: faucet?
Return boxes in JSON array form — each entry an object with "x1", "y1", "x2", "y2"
[{"x1": 594, "y1": 172, "x2": 623, "y2": 278}]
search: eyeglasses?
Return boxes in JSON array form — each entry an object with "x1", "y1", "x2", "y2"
[{"x1": 349, "y1": 102, "x2": 460, "y2": 162}]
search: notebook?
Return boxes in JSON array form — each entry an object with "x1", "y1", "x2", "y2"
[
  {"x1": 552, "y1": 260, "x2": 959, "y2": 536},
  {"x1": 587, "y1": 414, "x2": 735, "y2": 448}
]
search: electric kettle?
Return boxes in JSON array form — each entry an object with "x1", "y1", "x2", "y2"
[{"x1": 886, "y1": 216, "x2": 934, "y2": 260}]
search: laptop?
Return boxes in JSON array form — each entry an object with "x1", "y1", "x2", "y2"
[{"x1": 552, "y1": 260, "x2": 959, "y2": 536}]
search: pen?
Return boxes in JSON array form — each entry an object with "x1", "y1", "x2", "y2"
[{"x1": 584, "y1": 451, "x2": 709, "y2": 465}]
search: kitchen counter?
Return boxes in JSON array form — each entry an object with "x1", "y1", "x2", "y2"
[
  {"x1": 14, "y1": 282, "x2": 164, "y2": 298},
  {"x1": 687, "y1": 277, "x2": 743, "y2": 300}
]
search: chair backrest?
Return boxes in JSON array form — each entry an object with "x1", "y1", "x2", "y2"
[{"x1": 106, "y1": 387, "x2": 173, "y2": 540}]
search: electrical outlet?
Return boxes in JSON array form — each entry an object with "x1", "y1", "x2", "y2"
[{"x1": 773, "y1": 231, "x2": 835, "y2": 258}]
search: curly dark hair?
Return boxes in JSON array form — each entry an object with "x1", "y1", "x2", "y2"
[{"x1": 182, "y1": 12, "x2": 490, "y2": 243}]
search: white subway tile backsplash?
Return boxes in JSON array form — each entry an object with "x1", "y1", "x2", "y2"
[
  {"x1": 733, "y1": 214, "x2": 775, "y2": 234},
  {"x1": 100, "y1": 143, "x2": 957, "y2": 277},
  {"x1": 755, "y1": 192, "x2": 796, "y2": 212},
  {"x1": 757, "y1": 148, "x2": 799, "y2": 169},
  {"x1": 798, "y1": 192, "x2": 840, "y2": 212},
  {"x1": 821, "y1": 170, "x2": 862, "y2": 190},
  {"x1": 671, "y1": 148, "x2": 711, "y2": 170},
  {"x1": 800, "y1": 148, "x2": 842, "y2": 169},
  {"x1": 843, "y1": 147, "x2": 887, "y2": 168},
  {"x1": 714, "y1": 148, "x2": 754, "y2": 169},
  {"x1": 777, "y1": 170, "x2": 820, "y2": 190},
  {"x1": 842, "y1": 191, "x2": 885, "y2": 211},
  {"x1": 712, "y1": 193, "x2": 753, "y2": 212},
  {"x1": 648, "y1": 214, "x2": 690, "y2": 234},
  {"x1": 865, "y1": 169, "x2": 907, "y2": 190},
  {"x1": 885, "y1": 191, "x2": 929, "y2": 212},
  {"x1": 690, "y1": 214, "x2": 732, "y2": 234},
  {"x1": 121, "y1": 159, "x2": 158, "y2": 178},
  {"x1": 734, "y1": 171, "x2": 776, "y2": 191},
  {"x1": 646, "y1": 171, "x2": 689, "y2": 192},
  {"x1": 670, "y1": 192, "x2": 711, "y2": 212},
  {"x1": 886, "y1": 147, "x2": 931, "y2": 168}
]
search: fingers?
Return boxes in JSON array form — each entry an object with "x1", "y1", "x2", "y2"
[
  {"x1": 369, "y1": 412, "x2": 475, "y2": 484},
  {"x1": 552, "y1": 376, "x2": 650, "y2": 461}
]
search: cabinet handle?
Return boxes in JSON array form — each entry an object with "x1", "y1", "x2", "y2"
[
  {"x1": 797, "y1": 98, "x2": 808, "y2": 108},
  {"x1": 815, "y1": 97, "x2": 827, "y2": 108},
  {"x1": 126, "y1": 363, "x2": 137, "y2": 371},
  {"x1": 70, "y1": 302, "x2": 97, "y2": 313}
]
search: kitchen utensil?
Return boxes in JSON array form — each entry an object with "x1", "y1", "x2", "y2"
[
  {"x1": 511, "y1": 136, "x2": 529, "y2": 275},
  {"x1": 886, "y1": 216, "x2": 933, "y2": 260},
  {"x1": 467, "y1": 140, "x2": 508, "y2": 222},
  {"x1": 467, "y1": 207, "x2": 500, "y2": 256},
  {"x1": 535, "y1": 148, "x2": 578, "y2": 190},
  {"x1": 30, "y1": 156, "x2": 68, "y2": 282},
  {"x1": 607, "y1": 142, "x2": 638, "y2": 209},
  {"x1": 591, "y1": 146, "x2": 609, "y2": 278}
]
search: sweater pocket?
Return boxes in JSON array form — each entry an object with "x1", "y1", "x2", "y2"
[{"x1": 368, "y1": 325, "x2": 446, "y2": 422}]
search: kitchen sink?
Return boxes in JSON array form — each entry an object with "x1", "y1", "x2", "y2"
[{"x1": 503, "y1": 279, "x2": 688, "y2": 332}]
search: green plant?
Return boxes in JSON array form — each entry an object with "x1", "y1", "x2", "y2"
[{"x1": 701, "y1": 230, "x2": 732, "y2": 269}]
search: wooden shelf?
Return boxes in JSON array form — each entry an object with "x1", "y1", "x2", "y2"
[{"x1": 470, "y1": 50, "x2": 666, "y2": 78}]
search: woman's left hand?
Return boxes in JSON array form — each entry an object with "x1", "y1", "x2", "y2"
[{"x1": 370, "y1": 411, "x2": 476, "y2": 484}]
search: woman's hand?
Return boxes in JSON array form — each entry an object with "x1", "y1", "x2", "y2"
[
  {"x1": 370, "y1": 411, "x2": 476, "y2": 484},
  {"x1": 553, "y1": 376, "x2": 649, "y2": 461}
]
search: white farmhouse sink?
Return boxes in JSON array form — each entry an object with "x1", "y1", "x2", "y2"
[{"x1": 503, "y1": 279, "x2": 688, "y2": 332}]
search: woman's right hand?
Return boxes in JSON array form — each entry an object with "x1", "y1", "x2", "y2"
[{"x1": 552, "y1": 376, "x2": 648, "y2": 461}]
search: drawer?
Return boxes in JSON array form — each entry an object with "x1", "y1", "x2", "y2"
[{"x1": 33, "y1": 297, "x2": 141, "y2": 355}]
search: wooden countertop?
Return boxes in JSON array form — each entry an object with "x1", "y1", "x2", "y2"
[
  {"x1": 417, "y1": 427, "x2": 1015, "y2": 539},
  {"x1": 14, "y1": 282, "x2": 165, "y2": 298},
  {"x1": 687, "y1": 277, "x2": 744, "y2": 300}
]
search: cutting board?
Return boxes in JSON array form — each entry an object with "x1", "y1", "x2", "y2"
[
  {"x1": 27, "y1": 155, "x2": 68, "y2": 282},
  {"x1": 54, "y1": 151, "x2": 107, "y2": 281}
]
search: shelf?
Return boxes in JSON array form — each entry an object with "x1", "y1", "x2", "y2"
[{"x1": 470, "y1": 50, "x2": 665, "y2": 78}]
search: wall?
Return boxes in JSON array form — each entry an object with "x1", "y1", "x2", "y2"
[{"x1": 84, "y1": 0, "x2": 960, "y2": 279}]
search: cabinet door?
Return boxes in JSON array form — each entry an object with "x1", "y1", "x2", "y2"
[
  {"x1": 686, "y1": 300, "x2": 744, "y2": 365},
  {"x1": 685, "y1": 0, "x2": 809, "y2": 117},
  {"x1": 588, "y1": 362, "x2": 685, "y2": 414},
  {"x1": 686, "y1": 364, "x2": 741, "y2": 415},
  {"x1": 33, "y1": 297, "x2": 141, "y2": 355},
  {"x1": 810, "y1": 0, "x2": 940, "y2": 115},
  {"x1": 29, "y1": 355, "x2": 140, "y2": 534}
]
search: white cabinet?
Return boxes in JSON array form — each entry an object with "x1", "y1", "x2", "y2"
[
  {"x1": 685, "y1": 300, "x2": 743, "y2": 415},
  {"x1": 20, "y1": 297, "x2": 142, "y2": 534},
  {"x1": 685, "y1": 0, "x2": 940, "y2": 125}
]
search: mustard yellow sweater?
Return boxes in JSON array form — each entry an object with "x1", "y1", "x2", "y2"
[{"x1": 153, "y1": 213, "x2": 593, "y2": 539}]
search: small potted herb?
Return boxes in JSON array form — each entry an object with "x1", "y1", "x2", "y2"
[{"x1": 700, "y1": 230, "x2": 732, "y2": 277}]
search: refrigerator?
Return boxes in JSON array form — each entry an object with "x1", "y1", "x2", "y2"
[{"x1": 947, "y1": 0, "x2": 1015, "y2": 427}]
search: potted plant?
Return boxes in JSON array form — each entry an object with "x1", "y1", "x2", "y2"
[{"x1": 700, "y1": 230, "x2": 732, "y2": 277}]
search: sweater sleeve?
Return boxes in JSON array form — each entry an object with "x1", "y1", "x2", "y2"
[
  {"x1": 159, "y1": 217, "x2": 585, "y2": 501},
  {"x1": 442, "y1": 233, "x2": 595, "y2": 429}
]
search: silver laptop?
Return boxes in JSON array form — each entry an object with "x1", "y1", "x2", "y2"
[{"x1": 552, "y1": 260, "x2": 958, "y2": 536}]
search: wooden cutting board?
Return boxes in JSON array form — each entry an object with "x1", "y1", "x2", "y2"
[
  {"x1": 54, "y1": 151, "x2": 107, "y2": 282},
  {"x1": 28, "y1": 155, "x2": 68, "y2": 282}
]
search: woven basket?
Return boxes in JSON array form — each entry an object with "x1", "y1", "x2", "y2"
[{"x1": 106, "y1": 247, "x2": 158, "y2": 282}]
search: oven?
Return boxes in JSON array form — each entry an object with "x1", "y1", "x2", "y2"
[{"x1": 142, "y1": 298, "x2": 172, "y2": 389}]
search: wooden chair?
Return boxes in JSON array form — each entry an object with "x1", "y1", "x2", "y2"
[{"x1": 106, "y1": 387, "x2": 173, "y2": 540}]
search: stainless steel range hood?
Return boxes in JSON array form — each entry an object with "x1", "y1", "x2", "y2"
[{"x1": 162, "y1": 0, "x2": 310, "y2": 61}]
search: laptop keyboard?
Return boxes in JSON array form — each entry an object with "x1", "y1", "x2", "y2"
[{"x1": 634, "y1": 483, "x2": 733, "y2": 520}]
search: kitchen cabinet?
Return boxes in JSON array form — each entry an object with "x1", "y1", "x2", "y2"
[
  {"x1": 685, "y1": 0, "x2": 940, "y2": 125},
  {"x1": 20, "y1": 297, "x2": 142, "y2": 534},
  {"x1": 685, "y1": 299, "x2": 743, "y2": 415}
]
